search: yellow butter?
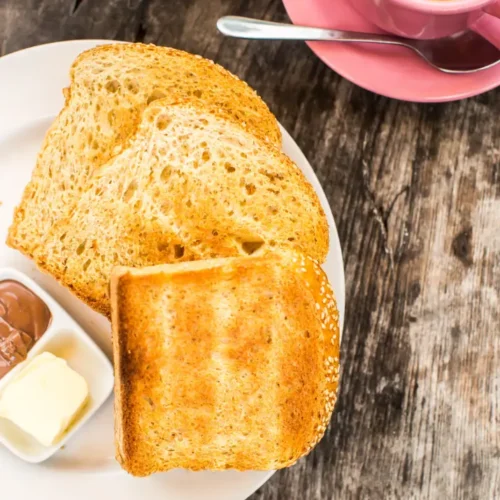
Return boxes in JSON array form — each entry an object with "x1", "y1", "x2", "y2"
[{"x1": 0, "y1": 352, "x2": 89, "y2": 447}]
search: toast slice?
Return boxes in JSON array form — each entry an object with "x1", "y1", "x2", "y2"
[
  {"x1": 110, "y1": 250, "x2": 340, "y2": 476},
  {"x1": 7, "y1": 43, "x2": 281, "y2": 260},
  {"x1": 30, "y1": 99, "x2": 329, "y2": 316}
]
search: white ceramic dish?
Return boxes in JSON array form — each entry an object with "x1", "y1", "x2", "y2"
[
  {"x1": 0, "y1": 267, "x2": 114, "y2": 463},
  {"x1": 0, "y1": 40, "x2": 345, "y2": 500}
]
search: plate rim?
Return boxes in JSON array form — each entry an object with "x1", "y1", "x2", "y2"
[
  {"x1": 0, "y1": 39, "x2": 345, "y2": 500},
  {"x1": 282, "y1": 0, "x2": 500, "y2": 103}
]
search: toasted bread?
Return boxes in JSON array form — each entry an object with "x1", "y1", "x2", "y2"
[
  {"x1": 110, "y1": 250, "x2": 340, "y2": 476},
  {"x1": 7, "y1": 43, "x2": 281, "y2": 259},
  {"x1": 30, "y1": 99, "x2": 328, "y2": 316}
]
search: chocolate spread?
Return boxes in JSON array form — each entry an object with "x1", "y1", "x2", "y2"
[{"x1": 0, "y1": 280, "x2": 52, "y2": 379}]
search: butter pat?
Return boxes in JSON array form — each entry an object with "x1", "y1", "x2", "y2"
[{"x1": 0, "y1": 352, "x2": 89, "y2": 447}]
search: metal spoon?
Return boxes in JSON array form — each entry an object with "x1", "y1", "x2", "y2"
[{"x1": 217, "y1": 16, "x2": 500, "y2": 74}]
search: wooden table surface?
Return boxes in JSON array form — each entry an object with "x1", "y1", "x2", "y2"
[{"x1": 1, "y1": 0, "x2": 499, "y2": 498}]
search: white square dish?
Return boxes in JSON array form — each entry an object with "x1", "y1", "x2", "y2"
[{"x1": 0, "y1": 267, "x2": 114, "y2": 463}]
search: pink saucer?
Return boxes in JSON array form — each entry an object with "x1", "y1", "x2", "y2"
[{"x1": 282, "y1": 0, "x2": 500, "y2": 102}]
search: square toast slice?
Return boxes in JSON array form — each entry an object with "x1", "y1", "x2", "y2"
[{"x1": 110, "y1": 251, "x2": 340, "y2": 476}]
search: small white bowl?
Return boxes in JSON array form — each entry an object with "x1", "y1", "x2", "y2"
[{"x1": 0, "y1": 267, "x2": 114, "y2": 463}]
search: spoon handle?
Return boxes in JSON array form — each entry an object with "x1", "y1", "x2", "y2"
[{"x1": 217, "y1": 16, "x2": 405, "y2": 45}]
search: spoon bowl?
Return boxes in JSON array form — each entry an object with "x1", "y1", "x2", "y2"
[{"x1": 217, "y1": 16, "x2": 500, "y2": 74}]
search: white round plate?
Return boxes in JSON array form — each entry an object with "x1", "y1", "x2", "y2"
[{"x1": 0, "y1": 40, "x2": 345, "y2": 500}]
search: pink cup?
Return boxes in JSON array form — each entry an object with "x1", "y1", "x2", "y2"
[{"x1": 348, "y1": 0, "x2": 500, "y2": 48}]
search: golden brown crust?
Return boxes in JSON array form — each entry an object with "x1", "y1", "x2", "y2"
[
  {"x1": 7, "y1": 42, "x2": 281, "y2": 260},
  {"x1": 25, "y1": 99, "x2": 328, "y2": 318},
  {"x1": 69, "y1": 43, "x2": 281, "y2": 146},
  {"x1": 110, "y1": 250, "x2": 340, "y2": 476}
]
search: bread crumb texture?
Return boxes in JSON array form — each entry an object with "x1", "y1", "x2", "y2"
[
  {"x1": 6, "y1": 44, "x2": 328, "y2": 317},
  {"x1": 7, "y1": 42, "x2": 281, "y2": 257}
]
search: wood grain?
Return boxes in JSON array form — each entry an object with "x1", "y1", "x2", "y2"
[{"x1": 1, "y1": 0, "x2": 499, "y2": 498}]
